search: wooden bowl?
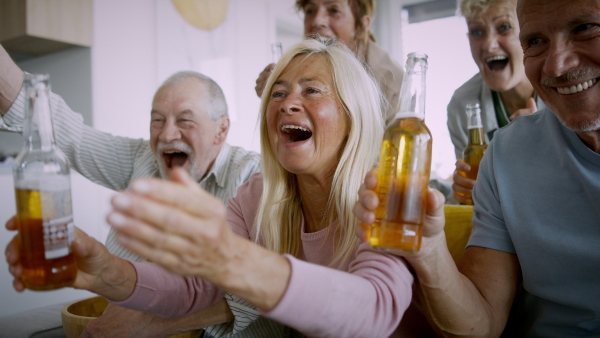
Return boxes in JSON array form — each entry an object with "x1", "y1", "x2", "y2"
[
  {"x1": 61, "y1": 296, "x2": 109, "y2": 338},
  {"x1": 61, "y1": 296, "x2": 202, "y2": 338}
]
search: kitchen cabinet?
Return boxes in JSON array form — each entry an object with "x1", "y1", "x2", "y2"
[{"x1": 0, "y1": 0, "x2": 92, "y2": 56}]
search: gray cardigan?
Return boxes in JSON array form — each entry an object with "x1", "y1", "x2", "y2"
[{"x1": 446, "y1": 73, "x2": 545, "y2": 160}]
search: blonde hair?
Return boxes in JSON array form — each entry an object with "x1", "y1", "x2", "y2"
[
  {"x1": 457, "y1": 0, "x2": 517, "y2": 20},
  {"x1": 296, "y1": 0, "x2": 377, "y2": 44},
  {"x1": 255, "y1": 39, "x2": 384, "y2": 267}
]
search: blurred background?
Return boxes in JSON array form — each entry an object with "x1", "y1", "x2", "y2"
[{"x1": 0, "y1": 0, "x2": 477, "y2": 317}]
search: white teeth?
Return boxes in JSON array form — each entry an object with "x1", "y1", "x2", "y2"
[
  {"x1": 557, "y1": 79, "x2": 597, "y2": 94},
  {"x1": 281, "y1": 124, "x2": 310, "y2": 133},
  {"x1": 486, "y1": 55, "x2": 508, "y2": 62}
]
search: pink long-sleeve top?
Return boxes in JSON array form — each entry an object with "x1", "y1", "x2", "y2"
[{"x1": 112, "y1": 173, "x2": 413, "y2": 337}]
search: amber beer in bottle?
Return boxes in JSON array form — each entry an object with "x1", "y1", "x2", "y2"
[
  {"x1": 13, "y1": 74, "x2": 77, "y2": 290},
  {"x1": 457, "y1": 103, "x2": 488, "y2": 202},
  {"x1": 370, "y1": 53, "x2": 432, "y2": 253}
]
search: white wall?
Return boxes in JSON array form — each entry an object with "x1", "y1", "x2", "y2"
[{"x1": 91, "y1": 0, "x2": 302, "y2": 152}]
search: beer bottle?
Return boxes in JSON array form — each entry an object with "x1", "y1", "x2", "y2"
[
  {"x1": 457, "y1": 103, "x2": 488, "y2": 203},
  {"x1": 13, "y1": 73, "x2": 77, "y2": 290},
  {"x1": 370, "y1": 53, "x2": 432, "y2": 254}
]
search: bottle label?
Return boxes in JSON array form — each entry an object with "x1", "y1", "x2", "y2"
[{"x1": 43, "y1": 215, "x2": 74, "y2": 259}]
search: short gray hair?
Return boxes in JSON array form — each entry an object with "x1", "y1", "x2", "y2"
[
  {"x1": 457, "y1": 0, "x2": 517, "y2": 20},
  {"x1": 160, "y1": 71, "x2": 228, "y2": 120}
]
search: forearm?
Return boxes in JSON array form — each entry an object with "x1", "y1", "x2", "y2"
[
  {"x1": 155, "y1": 299, "x2": 234, "y2": 332},
  {"x1": 262, "y1": 244, "x2": 413, "y2": 338},
  {"x1": 216, "y1": 237, "x2": 291, "y2": 311},
  {"x1": 2, "y1": 81, "x2": 141, "y2": 191},
  {"x1": 0, "y1": 44, "x2": 23, "y2": 114},
  {"x1": 408, "y1": 238, "x2": 495, "y2": 337}
]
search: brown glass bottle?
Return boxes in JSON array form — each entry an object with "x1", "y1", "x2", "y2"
[
  {"x1": 13, "y1": 74, "x2": 77, "y2": 290},
  {"x1": 370, "y1": 53, "x2": 432, "y2": 254},
  {"x1": 457, "y1": 103, "x2": 488, "y2": 203}
]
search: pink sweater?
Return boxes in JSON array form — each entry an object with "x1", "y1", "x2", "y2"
[{"x1": 113, "y1": 173, "x2": 413, "y2": 337}]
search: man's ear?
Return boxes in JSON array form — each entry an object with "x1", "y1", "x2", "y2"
[{"x1": 214, "y1": 115, "x2": 230, "y2": 145}]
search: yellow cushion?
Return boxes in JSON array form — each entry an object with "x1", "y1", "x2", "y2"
[{"x1": 444, "y1": 205, "x2": 474, "y2": 264}]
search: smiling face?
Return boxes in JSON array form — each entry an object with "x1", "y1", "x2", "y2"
[
  {"x1": 150, "y1": 77, "x2": 227, "y2": 181},
  {"x1": 518, "y1": 0, "x2": 600, "y2": 132},
  {"x1": 302, "y1": 0, "x2": 362, "y2": 51},
  {"x1": 467, "y1": 1, "x2": 528, "y2": 92},
  {"x1": 266, "y1": 54, "x2": 349, "y2": 180}
]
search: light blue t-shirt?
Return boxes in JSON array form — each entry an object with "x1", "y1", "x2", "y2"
[{"x1": 468, "y1": 108, "x2": 600, "y2": 337}]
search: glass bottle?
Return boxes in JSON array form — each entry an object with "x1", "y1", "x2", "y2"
[
  {"x1": 457, "y1": 103, "x2": 488, "y2": 203},
  {"x1": 13, "y1": 73, "x2": 77, "y2": 290},
  {"x1": 370, "y1": 53, "x2": 433, "y2": 254},
  {"x1": 271, "y1": 42, "x2": 283, "y2": 64}
]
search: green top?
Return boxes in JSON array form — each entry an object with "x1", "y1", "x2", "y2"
[{"x1": 491, "y1": 90, "x2": 511, "y2": 128}]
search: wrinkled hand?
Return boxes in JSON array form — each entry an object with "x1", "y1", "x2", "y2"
[
  {"x1": 352, "y1": 168, "x2": 447, "y2": 260},
  {"x1": 509, "y1": 97, "x2": 537, "y2": 120},
  {"x1": 452, "y1": 160, "x2": 475, "y2": 205},
  {"x1": 107, "y1": 168, "x2": 238, "y2": 283},
  {"x1": 254, "y1": 64, "x2": 275, "y2": 98},
  {"x1": 81, "y1": 304, "x2": 173, "y2": 338},
  {"x1": 5, "y1": 217, "x2": 132, "y2": 298}
]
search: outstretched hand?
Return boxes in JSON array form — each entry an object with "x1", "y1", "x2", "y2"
[{"x1": 107, "y1": 168, "x2": 238, "y2": 281}]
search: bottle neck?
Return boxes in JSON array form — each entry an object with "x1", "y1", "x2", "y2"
[
  {"x1": 23, "y1": 75, "x2": 56, "y2": 153},
  {"x1": 466, "y1": 105, "x2": 485, "y2": 145},
  {"x1": 467, "y1": 127, "x2": 486, "y2": 145},
  {"x1": 397, "y1": 55, "x2": 427, "y2": 121}
]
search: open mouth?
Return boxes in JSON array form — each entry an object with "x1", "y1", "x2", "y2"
[
  {"x1": 281, "y1": 124, "x2": 313, "y2": 143},
  {"x1": 556, "y1": 79, "x2": 597, "y2": 95},
  {"x1": 162, "y1": 150, "x2": 189, "y2": 169},
  {"x1": 486, "y1": 55, "x2": 509, "y2": 71}
]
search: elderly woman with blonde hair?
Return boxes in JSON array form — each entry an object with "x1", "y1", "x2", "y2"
[
  {"x1": 448, "y1": 0, "x2": 544, "y2": 204},
  {"x1": 7, "y1": 39, "x2": 414, "y2": 338}
]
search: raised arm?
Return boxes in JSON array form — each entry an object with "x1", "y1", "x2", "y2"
[
  {"x1": 0, "y1": 43, "x2": 150, "y2": 191},
  {"x1": 354, "y1": 168, "x2": 521, "y2": 337},
  {"x1": 0, "y1": 44, "x2": 23, "y2": 114}
]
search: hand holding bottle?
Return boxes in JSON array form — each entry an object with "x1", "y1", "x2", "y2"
[
  {"x1": 254, "y1": 42, "x2": 283, "y2": 98},
  {"x1": 454, "y1": 103, "x2": 487, "y2": 205},
  {"x1": 370, "y1": 53, "x2": 432, "y2": 254},
  {"x1": 254, "y1": 64, "x2": 275, "y2": 98},
  {"x1": 5, "y1": 217, "x2": 136, "y2": 301},
  {"x1": 353, "y1": 168, "x2": 447, "y2": 259},
  {"x1": 452, "y1": 160, "x2": 476, "y2": 205}
]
